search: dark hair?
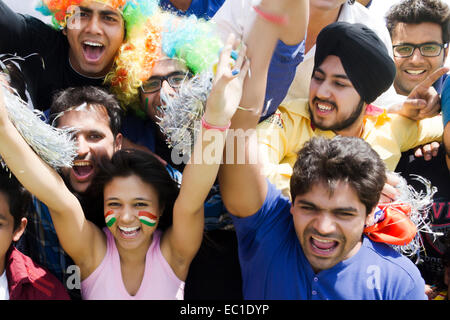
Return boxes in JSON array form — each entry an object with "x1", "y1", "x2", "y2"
[
  {"x1": 87, "y1": 149, "x2": 180, "y2": 231},
  {"x1": 290, "y1": 136, "x2": 387, "y2": 215},
  {"x1": 49, "y1": 86, "x2": 123, "y2": 138},
  {"x1": 0, "y1": 54, "x2": 28, "y2": 102},
  {"x1": 0, "y1": 169, "x2": 32, "y2": 231},
  {"x1": 386, "y1": 0, "x2": 450, "y2": 43}
]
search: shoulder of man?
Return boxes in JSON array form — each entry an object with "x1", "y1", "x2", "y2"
[
  {"x1": 361, "y1": 237, "x2": 427, "y2": 299},
  {"x1": 6, "y1": 246, "x2": 70, "y2": 300}
]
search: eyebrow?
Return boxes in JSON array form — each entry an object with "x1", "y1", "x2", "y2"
[
  {"x1": 296, "y1": 199, "x2": 358, "y2": 213},
  {"x1": 79, "y1": 7, "x2": 121, "y2": 17},
  {"x1": 147, "y1": 71, "x2": 189, "y2": 80},
  {"x1": 106, "y1": 197, "x2": 153, "y2": 203},
  {"x1": 314, "y1": 67, "x2": 350, "y2": 81},
  {"x1": 0, "y1": 213, "x2": 8, "y2": 220}
]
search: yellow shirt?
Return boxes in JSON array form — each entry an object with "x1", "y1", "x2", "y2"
[{"x1": 256, "y1": 99, "x2": 443, "y2": 197}]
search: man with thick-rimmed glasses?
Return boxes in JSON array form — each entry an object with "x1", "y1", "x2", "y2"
[{"x1": 386, "y1": 0, "x2": 449, "y2": 96}]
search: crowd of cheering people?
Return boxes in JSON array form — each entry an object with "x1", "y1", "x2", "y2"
[{"x1": 0, "y1": 0, "x2": 449, "y2": 301}]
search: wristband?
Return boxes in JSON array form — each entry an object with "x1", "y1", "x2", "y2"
[
  {"x1": 252, "y1": 5, "x2": 289, "y2": 25},
  {"x1": 201, "y1": 116, "x2": 231, "y2": 131}
]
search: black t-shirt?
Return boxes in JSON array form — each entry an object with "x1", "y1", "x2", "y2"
[
  {"x1": 0, "y1": 1, "x2": 105, "y2": 111},
  {"x1": 396, "y1": 146, "x2": 450, "y2": 287}
]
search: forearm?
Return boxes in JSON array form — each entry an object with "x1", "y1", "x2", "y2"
[
  {"x1": 177, "y1": 120, "x2": 227, "y2": 214},
  {"x1": 0, "y1": 117, "x2": 75, "y2": 214},
  {"x1": 259, "y1": 0, "x2": 308, "y2": 46},
  {"x1": 219, "y1": 4, "x2": 291, "y2": 216}
]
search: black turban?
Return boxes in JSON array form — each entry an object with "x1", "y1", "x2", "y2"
[{"x1": 314, "y1": 22, "x2": 396, "y2": 104}]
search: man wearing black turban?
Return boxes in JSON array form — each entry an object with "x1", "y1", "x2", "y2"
[
  {"x1": 309, "y1": 22, "x2": 396, "y2": 135},
  {"x1": 256, "y1": 21, "x2": 444, "y2": 197}
]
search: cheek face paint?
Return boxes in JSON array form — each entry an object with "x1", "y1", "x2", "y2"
[
  {"x1": 138, "y1": 211, "x2": 158, "y2": 227},
  {"x1": 105, "y1": 210, "x2": 117, "y2": 228}
]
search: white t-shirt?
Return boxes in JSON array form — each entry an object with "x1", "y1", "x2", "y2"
[
  {"x1": 283, "y1": 1, "x2": 403, "y2": 108},
  {"x1": 0, "y1": 270, "x2": 9, "y2": 300},
  {"x1": 213, "y1": 1, "x2": 405, "y2": 109}
]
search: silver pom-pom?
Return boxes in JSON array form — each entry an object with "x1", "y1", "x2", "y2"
[
  {"x1": 391, "y1": 173, "x2": 443, "y2": 260},
  {"x1": 158, "y1": 70, "x2": 213, "y2": 156},
  {"x1": 0, "y1": 81, "x2": 77, "y2": 170}
]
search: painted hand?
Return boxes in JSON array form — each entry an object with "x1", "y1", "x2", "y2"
[{"x1": 203, "y1": 33, "x2": 250, "y2": 126}]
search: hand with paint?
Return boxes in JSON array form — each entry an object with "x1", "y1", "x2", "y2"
[{"x1": 203, "y1": 33, "x2": 250, "y2": 128}]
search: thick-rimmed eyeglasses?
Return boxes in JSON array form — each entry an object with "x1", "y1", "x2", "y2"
[
  {"x1": 393, "y1": 42, "x2": 448, "y2": 58},
  {"x1": 140, "y1": 71, "x2": 192, "y2": 93}
]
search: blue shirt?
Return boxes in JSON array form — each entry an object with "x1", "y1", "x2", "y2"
[
  {"x1": 159, "y1": 0, "x2": 225, "y2": 19},
  {"x1": 231, "y1": 182, "x2": 427, "y2": 300},
  {"x1": 260, "y1": 40, "x2": 305, "y2": 121}
]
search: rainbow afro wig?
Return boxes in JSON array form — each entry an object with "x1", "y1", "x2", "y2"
[
  {"x1": 106, "y1": 9, "x2": 223, "y2": 111},
  {"x1": 36, "y1": 0, "x2": 160, "y2": 32}
]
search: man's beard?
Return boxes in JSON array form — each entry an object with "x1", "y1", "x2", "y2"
[{"x1": 309, "y1": 98, "x2": 365, "y2": 132}]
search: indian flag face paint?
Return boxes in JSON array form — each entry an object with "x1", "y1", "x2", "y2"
[
  {"x1": 138, "y1": 211, "x2": 158, "y2": 227},
  {"x1": 105, "y1": 210, "x2": 117, "y2": 228}
]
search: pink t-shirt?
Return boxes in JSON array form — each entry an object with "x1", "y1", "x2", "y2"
[{"x1": 81, "y1": 228, "x2": 185, "y2": 300}]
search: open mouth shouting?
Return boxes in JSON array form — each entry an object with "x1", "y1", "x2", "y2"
[
  {"x1": 310, "y1": 235, "x2": 339, "y2": 257},
  {"x1": 82, "y1": 41, "x2": 105, "y2": 63},
  {"x1": 72, "y1": 160, "x2": 95, "y2": 182}
]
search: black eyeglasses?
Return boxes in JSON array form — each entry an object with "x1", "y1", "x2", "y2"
[
  {"x1": 392, "y1": 42, "x2": 448, "y2": 58},
  {"x1": 140, "y1": 71, "x2": 192, "y2": 93}
]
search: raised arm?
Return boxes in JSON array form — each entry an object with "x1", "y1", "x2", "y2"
[
  {"x1": 165, "y1": 34, "x2": 250, "y2": 271},
  {"x1": 219, "y1": 0, "x2": 308, "y2": 217},
  {"x1": 0, "y1": 84, "x2": 104, "y2": 276}
]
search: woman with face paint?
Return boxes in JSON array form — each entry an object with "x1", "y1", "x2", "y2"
[{"x1": 0, "y1": 33, "x2": 249, "y2": 299}]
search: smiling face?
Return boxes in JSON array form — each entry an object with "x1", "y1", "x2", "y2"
[
  {"x1": 290, "y1": 181, "x2": 368, "y2": 273},
  {"x1": 103, "y1": 175, "x2": 161, "y2": 251},
  {"x1": 59, "y1": 106, "x2": 122, "y2": 194},
  {"x1": 64, "y1": 1, "x2": 125, "y2": 78},
  {"x1": 139, "y1": 58, "x2": 190, "y2": 123},
  {"x1": 309, "y1": 55, "x2": 365, "y2": 136},
  {"x1": 392, "y1": 22, "x2": 448, "y2": 96}
]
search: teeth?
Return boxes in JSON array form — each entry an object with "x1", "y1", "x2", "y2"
[
  {"x1": 311, "y1": 236, "x2": 333, "y2": 243},
  {"x1": 119, "y1": 226, "x2": 140, "y2": 232},
  {"x1": 317, "y1": 103, "x2": 332, "y2": 111},
  {"x1": 74, "y1": 160, "x2": 91, "y2": 166},
  {"x1": 84, "y1": 41, "x2": 103, "y2": 47},
  {"x1": 405, "y1": 69, "x2": 425, "y2": 75}
]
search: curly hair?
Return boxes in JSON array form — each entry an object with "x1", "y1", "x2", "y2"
[
  {"x1": 386, "y1": 0, "x2": 450, "y2": 43},
  {"x1": 105, "y1": 11, "x2": 222, "y2": 111},
  {"x1": 290, "y1": 136, "x2": 387, "y2": 215},
  {"x1": 36, "y1": 0, "x2": 159, "y2": 31}
]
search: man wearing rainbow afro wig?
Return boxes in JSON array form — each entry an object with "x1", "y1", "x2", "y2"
[
  {"x1": 107, "y1": 9, "x2": 245, "y2": 299},
  {"x1": 107, "y1": 8, "x2": 223, "y2": 168},
  {"x1": 0, "y1": 0, "x2": 156, "y2": 110}
]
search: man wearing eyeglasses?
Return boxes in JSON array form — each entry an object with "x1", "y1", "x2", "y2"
[
  {"x1": 386, "y1": 0, "x2": 449, "y2": 97},
  {"x1": 387, "y1": 0, "x2": 450, "y2": 299},
  {"x1": 119, "y1": 57, "x2": 192, "y2": 173}
]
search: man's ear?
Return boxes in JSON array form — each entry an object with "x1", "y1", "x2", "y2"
[
  {"x1": 12, "y1": 217, "x2": 27, "y2": 242},
  {"x1": 114, "y1": 133, "x2": 123, "y2": 151},
  {"x1": 62, "y1": 27, "x2": 68, "y2": 36}
]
